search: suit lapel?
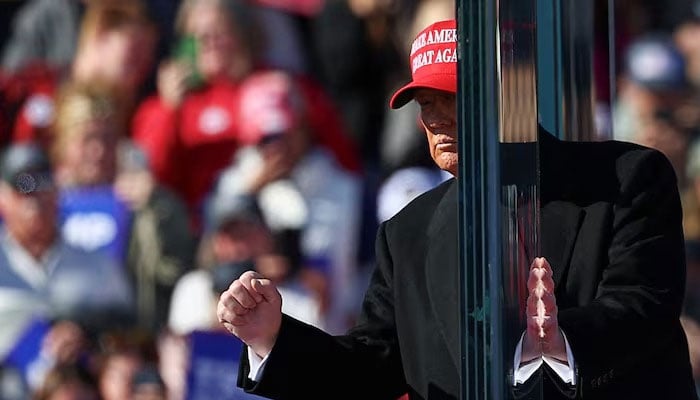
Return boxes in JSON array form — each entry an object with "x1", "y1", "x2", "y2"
[
  {"x1": 538, "y1": 130, "x2": 585, "y2": 287},
  {"x1": 421, "y1": 169, "x2": 583, "y2": 373},
  {"x1": 541, "y1": 201, "x2": 584, "y2": 287},
  {"x1": 425, "y1": 180, "x2": 460, "y2": 372}
]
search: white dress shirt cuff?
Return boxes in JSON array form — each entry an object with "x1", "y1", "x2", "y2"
[
  {"x1": 512, "y1": 331, "x2": 576, "y2": 385},
  {"x1": 247, "y1": 348, "x2": 270, "y2": 382}
]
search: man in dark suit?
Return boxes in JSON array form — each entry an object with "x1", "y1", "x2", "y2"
[{"x1": 216, "y1": 18, "x2": 697, "y2": 399}]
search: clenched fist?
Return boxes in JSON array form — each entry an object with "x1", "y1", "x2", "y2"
[
  {"x1": 217, "y1": 270, "x2": 283, "y2": 358},
  {"x1": 521, "y1": 257, "x2": 567, "y2": 364}
]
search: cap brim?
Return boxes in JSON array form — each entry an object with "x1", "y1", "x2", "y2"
[{"x1": 388, "y1": 74, "x2": 457, "y2": 109}]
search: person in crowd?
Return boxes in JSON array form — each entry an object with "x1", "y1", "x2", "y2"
[
  {"x1": 115, "y1": 140, "x2": 196, "y2": 334},
  {"x1": 310, "y1": 0, "x2": 404, "y2": 166},
  {"x1": 0, "y1": 142, "x2": 133, "y2": 358},
  {"x1": 130, "y1": 365, "x2": 167, "y2": 400},
  {"x1": 32, "y1": 363, "x2": 100, "y2": 400},
  {"x1": 8, "y1": 0, "x2": 158, "y2": 150},
  {"x1": 674, "y1": 9, "x2": 700, "y2": 89},
  {"x1": 131, "y1": 0, "x2": 360, "y2": 232},
  {"x1": 168, "y1": 191, "x2": 321, "y2": 337},
  {"x1": 162, "y1": 190, "x2": 319, "y2": 400},
  {"x1": 23, "y1": 319, "x2": 91, "y2": 394},
  {"x1": 376, "y1": 165, "x2": 451, "y2": 223},
  {"x1": 682, "y1": 314, "x2": 700, "y2": 396},
  {"x1": 211, "y1": 69, "x2": 363, "y2": 334},
  {"x1": 682, "y1": 239, "x2": 700, "y2": 396},
  {"x1": 684, "y1": 239, "x2": 700, "y2": 324},
  {"x1": 612, "y1": 33, "x2": 700, "y2": 186},
  {"x1": 51, "y1": 80, "x2": 195, "y2": 334},
  {"x1": 95, "y1": 330, "x2": 159, "y2": 400},
  {"x1": 1, "y1": 0, "x2": 84, "y2": 74},
  {"x1": 217, "y1": 18, "x2": 696, "y2": 399},
  {"x1": 682, "y1": 137, "x2": 700, "y2": 241}
]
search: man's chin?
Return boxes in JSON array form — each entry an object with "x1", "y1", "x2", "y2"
[{"x1": 435, "y1": 154, "x2": 458, "y2": 173}]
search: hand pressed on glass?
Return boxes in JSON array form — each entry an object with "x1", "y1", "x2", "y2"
[{"x1": 521, "y1": 257, "x2": 568, "y2": 365}]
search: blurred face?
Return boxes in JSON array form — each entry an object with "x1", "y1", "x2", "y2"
[
  {"x1": 414, "y1": 88, "x2": 458, "y2": 176},
  {"x1": 62, "y1": 119, "x2": 118, "y2": 186},
  {"x1": 212, "y1": 220, "x2": 273, "y2": 263},
  {"x1": 186, "y1": 4, "x2": 247, "y2": 80},
  {"x1": 99, "y1": 353, "x2": 142, "y2": 400},
  {"x1": 257, "y1": 127, "x2": 310, "y2": 173},
  {"x1": 255, "y1": 254, "x2": 291, "y2": 283},
  {"x1": 76, "y1": 24, "x2": 156, "y2": 93},
  {"x1": 0, "y1": 183, "x2": 57, "y2": 251},
  {"x1": 100, "y1": 24, "x2": 156, "y2": 91}
]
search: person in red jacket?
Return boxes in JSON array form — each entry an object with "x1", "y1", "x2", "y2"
[{"x1": 131, "y1": 0, "x2": 360, "y2": 233}]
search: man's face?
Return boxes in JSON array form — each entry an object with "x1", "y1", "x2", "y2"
[
  {"x1": 212, "y1": 220, "x2": 273, "y2": 264},
  {"x1": 62, "y1": 119, "x2": 118, "y2": 186},
  {"x1": 0, "y1": 183, "x2": 57, "y2": 248},
  {"x1": 186, "y1": 4, "x2": 245, "y2": 80},
  {"x1": 415, "y1": 89, "x2": 458, "y2": 176}
]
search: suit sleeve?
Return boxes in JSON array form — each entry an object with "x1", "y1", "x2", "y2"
[
  {"x1": 236, "y1": 222, "x2": 407, "y2": 400},
  {"x1": 558, "y1": 149, "x2": 687, "y2": 379}
]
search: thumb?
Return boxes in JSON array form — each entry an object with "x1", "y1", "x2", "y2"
[{"x1": 252, "y1": 278, "x2": 278, "y2": 302}]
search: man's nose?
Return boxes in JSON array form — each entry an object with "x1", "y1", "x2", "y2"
[{"x1": 422, "y1": 112, "x2": 451, "y2": 129}]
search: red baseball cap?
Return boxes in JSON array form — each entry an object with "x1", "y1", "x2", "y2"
[{"x1": 389, "y1": 19, "x2": 458, "y2": 109}]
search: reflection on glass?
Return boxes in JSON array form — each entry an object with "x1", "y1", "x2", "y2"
[
  {"x1": 498, "y1": 0, "x2": 540, "y2": 397},
  {"x1": 460, "y1": 0, "x2": 598, "y2": 397},
  {"x1": 501, "y1": 144, "x2": 540, "y2": 399}
]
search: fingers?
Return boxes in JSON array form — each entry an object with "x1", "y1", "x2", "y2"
[
  {"x1": 227, "y1": 279, "x2": 261, "y2": 310},
  {"x1": 236, "y1": 270, "x2": 265, "y2": 304},
  {"x1": 527, "y1": 257, "x2": 554, "y2": 292},
  {"x1": 529, "y1": 257, "x2": 553, "y2": 278},
  {"x1": 523, "y1": 259, "x2": 563, "y2": 356},
  {"x1": 525, "y1": 264, "x2": 558, "y2": 340},
  {"x1": 236, "y1": 270, "x2": 279, "y2": 304},
  {"x1": 157, "y1": 60, "x2": 192, "y2": 107},
  {"x1": 526, "y1": 315, "x2": 559, "y2": 340},
  {"x1": 216, "y1": 298, "x2": 248, "y2": 327},
  {"x1": 217, "y1": 270, "x2": 259, "y2": 324},
  {"x1": 216, "y1": 270, "x2": 280, "y2": 328},
  {"x1": 526, "y1": 290, "x2": 557, "y2": 313},
  {"x1": 252, "y1": 277, "x2": 278, "y2": 302}
]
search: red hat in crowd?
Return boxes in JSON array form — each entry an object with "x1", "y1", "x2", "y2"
[
  {"x1": 238, "y1": 71, "x2": 303, "y2": 144},
  {"x1": 389, "y1": 19, "x2": 458, "y2": 109}
]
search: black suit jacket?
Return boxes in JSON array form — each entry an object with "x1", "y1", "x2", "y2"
[{"x1": 237, "y1": 133, "x2": 697, "y2": 399}]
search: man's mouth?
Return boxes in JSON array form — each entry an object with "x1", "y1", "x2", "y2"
[
  {"x1": 436, "y1": 142, "x2": 457, "y2": 150},
  {"x1": 436, "y1": 135, "x2": 457, "y2": 145}
]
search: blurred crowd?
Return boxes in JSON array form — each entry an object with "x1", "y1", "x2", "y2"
[
  {"x1": 4, "y1": 0, "x2": 700, "y2": 398},
  {"x1": 0, "y1": 0, "x2": 454, "y2": 398}
]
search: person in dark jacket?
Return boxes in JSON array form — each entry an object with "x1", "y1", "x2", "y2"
[{"x1": 216, "y1": 18, "x2": 697, "y2": 400}]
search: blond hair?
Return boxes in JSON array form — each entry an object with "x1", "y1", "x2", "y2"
[
  {"x1": 51, "y1": 80, "x2": 126, "y2": 162},
  {"x1": 77, "y1": 0, "x2": 155, "y2": 52}
]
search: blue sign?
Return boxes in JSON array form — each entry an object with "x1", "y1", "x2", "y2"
[
  {"x1": 58, "y1": 185, "x2": 132, "y2": 266},
  {"x1": 3, "y1": 318, "x2": 50, "y2": 386},
  {"x1": 186, "y1": 330, "x2": 265, "y2": 400}
]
